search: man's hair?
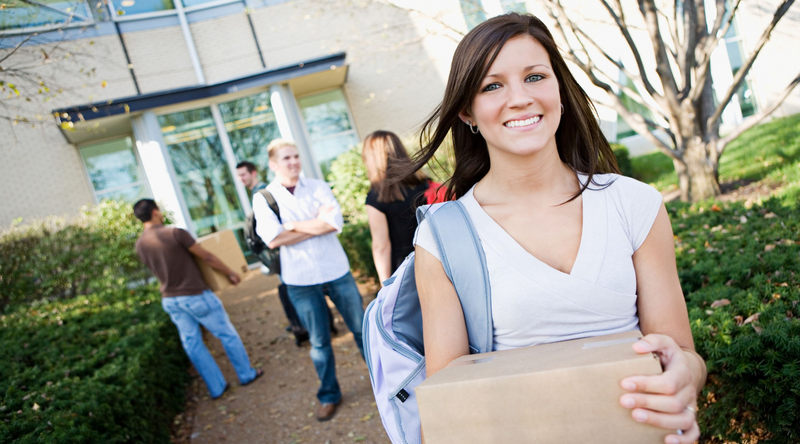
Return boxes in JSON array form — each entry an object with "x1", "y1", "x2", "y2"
[
  {"x1": 267, "y1": 139, "x2": 297, "y2": 159},
  {"x1": 236, "y1": 161, "x2": 257, "y2": 172},
  {"x1": 133, "y1": 199, "x2": 159, "y2": 222}
]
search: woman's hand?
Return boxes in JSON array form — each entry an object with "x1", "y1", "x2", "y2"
[{"x1": 619, "y1": 334, "x2": 701, "y2": 444}]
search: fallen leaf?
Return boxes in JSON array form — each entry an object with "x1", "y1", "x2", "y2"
[
  {"x1": 32, "y1": 403, "x2": 40, "y2": 411},
  {"x1": 204, "y1": 424, "x2": 213, "y2": 430},
  {"x1": 740, "y1": 215, "x2": 748, "y2": 223},
  {"x1": 752, "y1": 325, "x2": 763, "y2": 334},
  {"x1": 764, "y1": 244, "x2": 776, "y2": 252},
  {"x1": 710, "y1": 204, "x2": 722, "y2": 212},
  {"x1": 710, "y1": 299, "x2": 731, "y2": 308},
  {"x1": 354, "y1": 437, "x2": 366, "y2": 442},
  {"x1": 725, "y1": 279, "x2": 735, "y2": 286},
  {"x1": 772, "y1": 293, "x2": 781, "y2": 300},
  {"x1": 743, "y1": 313, "x2": 760, "y2": 325},
  {"x1": 734, "y1": 315, "x2": 744, "y2": 326},
  {"x1": 302, "y1": 425, "x2": 311, "y2": 431},
  {"x1": 778, "y1": 282, "x2": 789, "y2": 287},
  {"x1": 764, "y1": 212, "x2": 777, "y2": 219},
  {"x1": 224, "y1": 415, "x2": 236, "y2": 424},
  {"x1": 360, "y1": 413, "x2": 374, "y2": 421}
]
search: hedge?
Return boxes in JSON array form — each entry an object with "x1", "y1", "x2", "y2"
[
  {"x1": 671, "y1": 198, "x2": 800, "y2": 443},
  {"x1": 0, "y1": 201, "x2": 189, "y2": 443}
]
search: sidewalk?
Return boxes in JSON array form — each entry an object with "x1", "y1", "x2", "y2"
[{"x1": 173, "y1": 271, "x2": 389, "y2": 444}]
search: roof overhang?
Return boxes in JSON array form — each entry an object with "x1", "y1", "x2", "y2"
[{"x1": 55, "y1": 52, "x2": 348, "y2": 144}]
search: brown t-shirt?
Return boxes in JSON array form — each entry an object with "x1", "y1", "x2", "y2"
[{"x1": 135, "y1": 226, "x2": 209, "y2": 297}]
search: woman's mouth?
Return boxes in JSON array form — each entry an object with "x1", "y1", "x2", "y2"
[{"x1": 504, "y1": 115, "x2": 541, "y2": 128}]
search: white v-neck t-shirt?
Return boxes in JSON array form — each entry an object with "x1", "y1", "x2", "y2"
[{"x1": 414, "y1": 173, "x2": 663, "y2": 351}]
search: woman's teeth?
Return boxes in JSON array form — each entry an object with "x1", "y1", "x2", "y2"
[{"x1": 504, "y1": 116, "x2": 541, "y2": 128}]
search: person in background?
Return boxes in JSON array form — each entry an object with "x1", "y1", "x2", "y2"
[
  {"x1": 236, "y1": 160, "x2": 337, "y2": 345},
  {"x1": 396, "y1": 13, "x2": 706, "y2": 443},
  {"x1": 236, "y1": 161, "x2": 268, "y2": 193},
  {"x1": 362, "y1": 130, "x2": 435, "y2": 283},
  {"x1": 253, "y1": 139, "x2": 365, "y2": 421},
  {"x1": 133, "y1": 199, "x2": 263, "y2": 399}
]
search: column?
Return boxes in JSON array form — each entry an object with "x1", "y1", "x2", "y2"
[
  {"x1": 269, "y1": 84, "x2": 323, "y2": 179},
  {"x1": 132, "y1": 112, "x2": 195, "y2": 235}
]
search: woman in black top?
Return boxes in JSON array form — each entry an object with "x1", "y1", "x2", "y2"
[{"x1": 363, "y1": 130, "x2": 430, "y2": 283}]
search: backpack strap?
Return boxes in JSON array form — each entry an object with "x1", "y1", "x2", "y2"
[
  {"x1": 420, "y1": 201, "x2": 493, "y2": 354},
  {"x1": 257, "y1": 189, "x2": 282, "y2": 223}
]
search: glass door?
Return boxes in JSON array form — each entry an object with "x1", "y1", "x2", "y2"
[{"x1": 158, "y1": 108, "x2": 248, "y2": 249}]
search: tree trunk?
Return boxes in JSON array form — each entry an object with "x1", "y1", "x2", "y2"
[{"x1": 676, "y1": 138, "x2": 721, "y2": 202}]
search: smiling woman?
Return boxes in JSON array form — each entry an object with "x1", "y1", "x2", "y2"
[{"x1": 384, "y1": 12, "x2": 707, "y2": 444}]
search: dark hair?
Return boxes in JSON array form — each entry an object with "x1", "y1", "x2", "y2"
[
  {"x1": 236, "y1": 161, "x2": 257, "y2": 172},
  {"x1": 133, "y1": 199, "x2": 159, "y2": 222},
  {"x1": 362, "y1": 130, "x2": 427, "y2": 203},
  {"x1": 390, "y1": 13, "x2": 619, "y2": 200}
]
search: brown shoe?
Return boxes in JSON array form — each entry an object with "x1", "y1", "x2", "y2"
[{"x1": 315, "y1": 401, "x2": 341, "y2": 421}]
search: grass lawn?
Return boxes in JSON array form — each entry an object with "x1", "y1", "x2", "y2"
[{"x1": 629, "y1": 113, "x2": 800, "y2": 199}]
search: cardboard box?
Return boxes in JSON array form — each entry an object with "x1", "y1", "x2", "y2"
[
  {"x1": 416, "y1": 330, "x2": 666, "y2": 444},
  {"x1": 194, "y1": 229, "x2": 249, "y2": 293}
]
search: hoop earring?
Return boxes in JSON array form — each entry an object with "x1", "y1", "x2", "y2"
[
  {"x1": 468, "y1": 121, "x2": 479, "y2": 134},
  {"x1": 560, "y1": 104, "x2": 565, "y2": 115}
]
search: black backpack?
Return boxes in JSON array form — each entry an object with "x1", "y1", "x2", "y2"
[{"x1": 244, "y1": 189, "x2": 281, "y2": 275}]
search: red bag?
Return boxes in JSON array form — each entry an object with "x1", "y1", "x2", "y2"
[{"x1": 424, "y1": 181, "x2": 448, "y2": 204}]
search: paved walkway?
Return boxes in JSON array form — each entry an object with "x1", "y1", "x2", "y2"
[{"x1": 173, "y1": 271, "x2": 390, "y2": 444}]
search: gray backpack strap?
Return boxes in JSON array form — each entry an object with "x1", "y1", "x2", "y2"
[
  {"x1": 422, "y1": 201, "x2": 493, "y2": 354},
  {"x1": 258, "y1": 189, "x2": 281, "y2": 223}
]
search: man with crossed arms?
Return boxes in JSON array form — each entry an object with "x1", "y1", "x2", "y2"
[{"x1": 252, "y1": 139, "x2": 365, "y2": 421}]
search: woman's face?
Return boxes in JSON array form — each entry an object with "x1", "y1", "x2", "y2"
[{"x1": 461, "y1": 35, "x2": 561, "y2": 160}]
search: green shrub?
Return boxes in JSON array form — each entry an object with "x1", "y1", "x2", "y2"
[
  {"x1": 328, "y1": 147, "x2": 371, "y2": 223},
  {"x1": 0, "y1": 201, "x2": 151, "y2": 309},
  {"x1": 0, "y1": 201, "x2": 189, "y2": 442},
  {"x1": 339, "y1": 221, "x2": 378, "y2": 281},
  {"x1": 668, "y1": 199, "x2": 800, "y2": 443},
  {"x1": 0, "y1": 286, "x2": 189, "y2": 443},
  {"x1": 611, "y1": 143, "x2": 633, "y2": 177}
]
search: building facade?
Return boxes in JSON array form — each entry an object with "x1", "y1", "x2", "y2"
[{"x1": 1, "y1": 0, "x2": 798, "y2": 256}]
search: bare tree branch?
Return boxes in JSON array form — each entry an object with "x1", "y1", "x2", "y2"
[
  {"x1": 638, "y1": 0, "x2": 680, "y2": 109},
  {"x1": 707, "y1": 0, "x2": 795, "y2": 132},
  {"x1": 595, "y1": 0, "x2": 662, "y2": 101},
  {"x1": 717, "y1": 72, "x2": 800, "y2": 153}
]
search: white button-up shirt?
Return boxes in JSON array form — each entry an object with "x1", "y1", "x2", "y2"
[{"x1": 253, "y1": 177, "x2": 350, "y2": 286}]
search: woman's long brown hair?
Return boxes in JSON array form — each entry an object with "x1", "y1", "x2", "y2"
[
  {"x1": 362, "y1": 130, "x2": 427, "y2": 203},
  {"x1": 388, "y1": 13, "x2": 619, "y2": 200}
]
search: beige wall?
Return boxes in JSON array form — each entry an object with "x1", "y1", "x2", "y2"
[
  {"x1": 122, "y1": 26, "x2": 197, "y2": 93},
  {"x1": 250, "y1": 0, "x2": 461, "y2": 140},
  {"x1": 0, "y1": 33, "x2": 137, "y2": 226},
  {"x1": 190, "y1": 13, "x2": 264, "y2": 84}
]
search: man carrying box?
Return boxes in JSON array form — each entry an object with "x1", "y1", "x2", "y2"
[
  {"x1": 133, "y1": 199, "x2": 263, "y2": 399},
  {"x1": 253, "y1": 139, "x2": 365, "y2": 421}
]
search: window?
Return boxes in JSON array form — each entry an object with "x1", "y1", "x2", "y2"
[
  {"x1": 298, "y1": 88, "x2": 359, "y2": 179},
  {"x1": 616, "y1": 77, "x2": 653, "y2": 140},
  {"x1": 0, "y1": 0, "x2": 93, "y2": 31},
  {"x1": 80, "y1": 137, "x2": 151, "y2": 203},
  {"x1": 218, "y1": 91, "x2": 280, "y2": 187},
  {"x1": 158, "y1": 107, "x2": 245, "y2": 238},
  {"x1": 722, "y1": 20, "x2": 757, "y2": 118},
  {"x1": 460, "y1": 0, "x2": 487, "y2": 30},
  {"x1": 110, "y1": 0, "x2": 174, "y2": 16}
]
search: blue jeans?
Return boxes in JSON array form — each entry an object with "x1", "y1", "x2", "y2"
[
  {"x1": 161, "y1": 290, "x2": 257, "y2": 398},
  {"x1": 286, "y1": 272, "x2": 365, "y2": 404}
]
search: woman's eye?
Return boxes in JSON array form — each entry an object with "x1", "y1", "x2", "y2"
[
  {"x1": 482, "y1": 83, "x2": 500, "y2": 92},
  {"x1": 526, "y1": 74, "x2": 544, "y2": 82}
]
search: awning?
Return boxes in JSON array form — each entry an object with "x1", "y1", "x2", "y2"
[{"x1": 54, "y1": 52, "x2": 348, "y2": 143}]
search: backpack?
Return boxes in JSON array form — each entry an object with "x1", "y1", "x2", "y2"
[
  {"x1": 244, "y1": 189, "x2": 282, "y2": 276},
  {"x1": 362, "y1": 201, "x2": 492, "y2": 444}
]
